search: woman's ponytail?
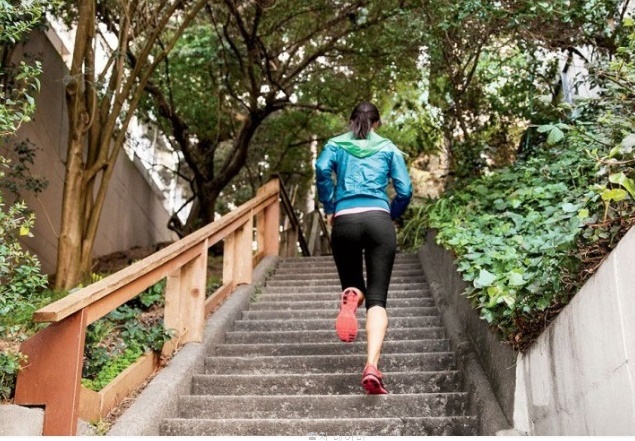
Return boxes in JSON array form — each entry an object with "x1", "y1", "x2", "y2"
[{"x1": 349, "y1": 101, "x2": 381, "y2": 139}]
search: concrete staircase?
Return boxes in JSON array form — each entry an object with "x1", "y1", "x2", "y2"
[{"x1": 160, "y1": 254, "x2": 479, "y2": 436}]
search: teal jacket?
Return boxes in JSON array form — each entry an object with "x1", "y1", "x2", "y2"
[{"x1": 315, "y1": 131, "x2": 413, "y2": 219}]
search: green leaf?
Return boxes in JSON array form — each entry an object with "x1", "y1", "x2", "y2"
[
  {"x1": 601, "y1": 188, "x2": 627, "y2": 202},
  {"x1": 621, "y1": 134, "x2": 635, "y2": 153},
  {"x1": 561, "y1": 202, "x2": 578, "y2": 213},
  {"x1": 19, "y1": 225, "x2": 30, "y2": 236},
  {"x1": 546, "y1": 127, "x2": 565, "y2": 145},
  {"x1": 508, "y1": 272, "x2": 525, "y2": 286},
  {"x1": 474, "y1": 269, "x2": 497, "y2": 288},
  {"x1": 608, "y1": 172, "x2": 635, "y2": 199}
]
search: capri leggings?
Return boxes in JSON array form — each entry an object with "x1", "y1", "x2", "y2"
[{"x1": 331, "y1": 210, "x2": 396, "y2": 310}]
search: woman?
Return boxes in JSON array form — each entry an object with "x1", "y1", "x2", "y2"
[{"x1": 315, "y1": 101, "x2": 413, "y2": 395}]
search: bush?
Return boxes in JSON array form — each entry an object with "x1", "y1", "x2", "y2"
[
  {"x1": 401, "y1": 25, "x2": 635, "y2": 351},
  {"x1": 0, "y1": 157, "x2": 50, "y2": 401},
  {"x1": 403, "y1": 146, "x2": 599, "y2": 350}
]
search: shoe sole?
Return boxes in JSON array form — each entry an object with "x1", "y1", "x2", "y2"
[
  {"x1": 362, "y1": 374, "x2": 388, "y2": 394},
  {"x1": 335, "y1": 289, "x2": 359, "y2": 342}
]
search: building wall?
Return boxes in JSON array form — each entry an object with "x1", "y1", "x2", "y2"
[
  {"x1": 514, "y1": 226, "x2": 635, "y2": 435},
  {"x1": 2, "y1": 30, "x2": 176, "y2": 275}
]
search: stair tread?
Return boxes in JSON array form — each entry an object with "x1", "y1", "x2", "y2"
[
  {"x1": 161, "y1": 416, "x2": 479, "y2": 436},
  {"x1": 177, "y1": 393, "x2": 471, "y2": 419}
]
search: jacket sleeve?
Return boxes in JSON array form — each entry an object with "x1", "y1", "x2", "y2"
[
  {"x1": 389, "y1": 148, "x2": 413, "y2": 220},
  {"x1": 315, "y1": 144, "x2": 337, "y2": 214}
]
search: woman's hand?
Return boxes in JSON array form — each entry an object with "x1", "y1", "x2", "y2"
[{"x1": 326, "y1": 214, "x2": 334, "y2": 226}]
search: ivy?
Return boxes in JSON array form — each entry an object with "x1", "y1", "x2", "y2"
[
  {"x1": 81, "y1": 279, "x2": 173, "y2": 391},
  {"x1": 402, "y1": 146, "x2": 600, "y2": 350},
  {"x1": 401, "y1": 22, "x2": 635, "y2": 351}
]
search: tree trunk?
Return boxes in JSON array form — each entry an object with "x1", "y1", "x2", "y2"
[
  {"x1": 180, "y1": 111, "x2": 267, "y2": 235},
  {"x1": 55, "y1": 0, "x2": 95, "y2": 291}
]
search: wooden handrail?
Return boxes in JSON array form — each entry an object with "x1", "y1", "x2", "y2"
[{"x1": 14, "y1": 178, "x2": 281, "y2": 436}]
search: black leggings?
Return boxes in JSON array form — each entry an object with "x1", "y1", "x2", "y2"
[{"x1": 331, "y1": 210, "x2": 396, "y2": 310}]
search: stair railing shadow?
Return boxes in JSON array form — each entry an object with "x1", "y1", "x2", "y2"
[{"x1": 13, "y1": 178, "x2": 282, "y2": 436}]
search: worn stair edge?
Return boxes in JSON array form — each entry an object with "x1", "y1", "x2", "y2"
[
  {"x1": 248, "y1": 297, "x2": 436, "y2": 310},
  {"x1": 214, "y1": 339, "x2": 450, "y2": 357},
  {"x1": 261, "y1": 282, "x2": 429, "y2": 294},
  {"x1": 223, "y1": 327, "x2": 447, "y2": 344},
  {"x1": 254, "y1": 291, "x2": 432, "y2": 302},
  {"x1": 105, "y1": 256, "x2": 280, "y2": 436},
  {"x1": 204, "y1": 352, "x2": 457, "y2": 374},
  {"x1": 272, "y1": 267, "x2": 425, "y2": 276},
  {"x1": 232, "y1": 316, "x2": 442, "y2": 331},
  {"x1": 191, "y1": 371, "x2": 463, "y2": 395},
  {"x1": 161, "y1": 416, "x2": 479, "y2": 436},
  {"x1": 241, "y1": 306, "x2": 439, "y2": 320},
  {"x1": 279, "y1": 254, "x2": 419, "y2": 262},
  {"x1": 265, "y1": 275, "x2": 426, "y2": 286},
  {"x1": 177, "y1": 393, "x2": 470, "y2": 419}
]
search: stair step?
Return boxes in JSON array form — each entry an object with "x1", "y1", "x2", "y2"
[
  {"x1": 275, "y1": 261, "x2": 421, "y2": 270},
  {"x1": 213, "y1": 339, "x2": 450, "y2": 357},
  {"x1": 253, "y1": 290, "x2": 434, "y2": 303},
  {"x1": 161, "y1": 416, "x2": 479, "y2": 436},
  {"x1": 224, "y1": 327, "x2": 447, "y2": 344},
  {"x1": 271, "y1": 268, "x2": 425, "y2": 279},
  {"x1": 204, "y1": 353, "x2": 456, "y2": 374},
  {"x1": 241, "y1": 307, "x2": 439, "y2": 320},
  {"x1": 248, "y1": 297, "x2": 436, "y2": 310},
  {"x1": 177, "y1": 393, "x2": 469, "y2": 419},
  {"x1": 273, "y1": 265, "x2": 422, "y2": 276},
  {"x1": 261, "y1": 283, "x2": 428, "y2": 294},
  {"x1": 233, "y1": 316, "x2": 440, "y2": 332},
  {"x1": 265, "y1": 275, "x2": 425, "y2": 287},
  {"x1": 280, "y1": 254, "x2": 419, "y2": 263},
  {"x1": 252, "y1": 288, "x2": 434, "y2": 302},
  {"x1": 191, "y1": 370, "x2": 462, "y2": 396}
]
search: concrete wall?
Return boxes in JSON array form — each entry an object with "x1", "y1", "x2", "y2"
[
  {"x1": 1, "y1": 30, "x2": 176, "y2": 274},
  {"x1": 514, "y1": 226, "x2": 635, "y2": 435},
  {"x1": 419, "y1": 230, "x2": 516, "y2": 432}
]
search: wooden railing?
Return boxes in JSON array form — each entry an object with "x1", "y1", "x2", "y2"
[{"x1": 13, "y1": 179, "x2": 281, "y2": 436}]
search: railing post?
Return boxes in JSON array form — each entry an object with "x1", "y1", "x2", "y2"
[
  {"x1": 162, "y1": 242, "x2": 208, "y2": 356},
  {"x1": 14, "y1": 310, "x2": 87, "y2": 436},
  {"x1": 258, "y1": 179, "x2": 280, "y2": 256},
  {"x1": 223, "y1": 219, "x2": 253, "y2": 288}
]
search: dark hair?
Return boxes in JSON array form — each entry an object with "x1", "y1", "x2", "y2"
[{"x1": 349, "y1": 101, "x2": 381, "y2": 139}]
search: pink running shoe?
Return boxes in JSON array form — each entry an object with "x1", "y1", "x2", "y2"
[
  {"x1": 335, "y1": 288, "x2": 360, "y2": 342},
  {"x1": 362, "y1": 364, "x2": 388, "y2": 394}
]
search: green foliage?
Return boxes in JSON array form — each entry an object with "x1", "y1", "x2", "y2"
[
  {"x1": 417, "y1": 0, "x2": 622, "y2": 179},
  {"x1": 0, "y1": 350, "x2": 25, "y2": 401},
  {"x1": 1, "y1": 139, "x2": 48, "y2": 198},
  {"x1": 0, "y1": 157, "x2": 52, "y2": 400},
  {"x1": 0, "y1": 158, "x2": 49, "y2": 331},
  {"x1": 402, "y1": 17, "x2": 635, "y2": 351},
  {"x1": 0, "y1": 0, "x2": 55, "y2": 139},
  {"x1": 82, "y1": 280, "x2": 173, "y2": 391},
  {"x1": 81, "y1": 346, "x2": 144, "y2": 392},
  {"x1": 403, "y1": 146, "x2": 598, "y2": 348},
  {"x1": 0, "y1": 0, "x2": 54, "y2": 399}
]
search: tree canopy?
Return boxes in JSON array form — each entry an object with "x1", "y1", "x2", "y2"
[{"x1": 1, "y1": 0, "x2": 630, "y2": 289}]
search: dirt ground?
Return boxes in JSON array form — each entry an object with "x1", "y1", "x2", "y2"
[{"x1": 91, "y1": 241, "x2": 224, "y2": 279}]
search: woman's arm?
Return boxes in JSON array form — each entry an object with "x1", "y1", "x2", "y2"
[
  {"x1": 315, "y1": 144, "x2": 338, "y2": 215},
  {"x1": 389, "y1": 149, "x2": 413, "y2": 220}
]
